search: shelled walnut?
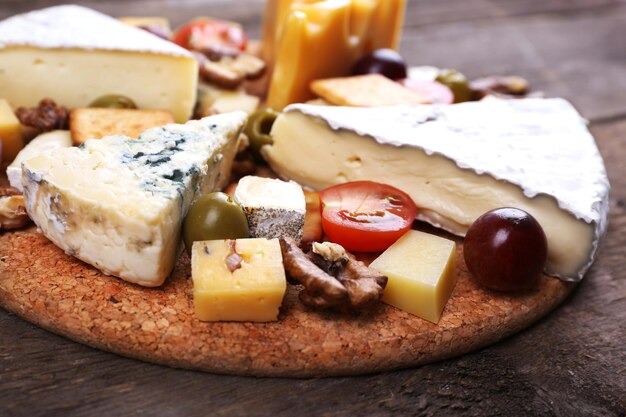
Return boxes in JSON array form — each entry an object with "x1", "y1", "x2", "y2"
[
  {"x1": 280, "y1": 238, "x2": 387, "y2": 313},
  {"x1": 195, "y1": 51, "x2": 266, "y2": 89},
  {"x1": 15, "y1": 98, "x2": 69, "y2": 131},
  {"x1": 0, "y1": 194, "x2": 30, "y2": 231}
]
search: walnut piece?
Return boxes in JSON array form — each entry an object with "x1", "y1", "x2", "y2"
[
  {"x1": 195, "y1": 51, "x2": 266, "y2": 89},
  {"x1": 15, "y1": 98, "x2": 69, "y2": 131},
  {"x1": 0, "y1": 195, "x2": 31, "y2": 231},
  {"x1": 280, "y1": 238, "x2": 387, "y2": 312},
  {"x1": 470, "y1": 76, "x2": 530, "y2": 100}
]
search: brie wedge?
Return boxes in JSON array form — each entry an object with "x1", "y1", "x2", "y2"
[
  {"x1": 0, "y1": 5, "x2": 197, "y2": 122},
  {"x1": 23, "y1": 112, "x2": 247, "y2": 287},
  {"x1": 263, "y1": 99, "x2": 610, "y2": 281}
]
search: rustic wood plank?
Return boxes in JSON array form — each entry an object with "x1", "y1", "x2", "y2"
[{"x1": 400, "y1": 3, "x2": 626, "y2": 121}]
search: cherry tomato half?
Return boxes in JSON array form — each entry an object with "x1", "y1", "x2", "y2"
[
  {"x1": 319, "y1": 181, "x2": 418, "y2": 252},
  {"x1": 172, "y1": 19, "x2": 247, "y2": 55}
]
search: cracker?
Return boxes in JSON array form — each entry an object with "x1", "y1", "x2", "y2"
[
  {"x1": 310, "y1": 74, "x2": 428, "y2": 107},
  {"x1": 70, "y1": 108, "x2": 174, "y2": 145}
]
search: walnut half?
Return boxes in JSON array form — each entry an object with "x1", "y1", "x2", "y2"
[
  {"x1": 280, "y1": 238, "x2": 387, "y2": 313},
  {"x1": 0, "y1": 195, "x2": 31, "y2": 231}
]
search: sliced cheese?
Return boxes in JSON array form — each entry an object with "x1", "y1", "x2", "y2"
[
  {"x1": 234, "y1": 176, "x2": 306, "y2": 242},
  {"x1": 370, "y1": 230, "x2": 457, "y2": 324},
  {"x1": 0, "y1": 6, "x2": 197, "y2": 122},
  {"x1": 0, "y1": 98, "x2": 23, "y2": 162},
  {"x1": 191, "y1": 238, "x2": 287, "y2": 322},
  {"x1": 22, "y1": 112, "x2": 247, "y2": 287},
  {"x1": 263, "y1": 0, "x2": 406, "y2": 109},
  {"x1": 263, "y1": 99, "x2": 611, "y2": 281},
  {"x1": 7, "y1": 130, "x2": 71, "y2": 192}
]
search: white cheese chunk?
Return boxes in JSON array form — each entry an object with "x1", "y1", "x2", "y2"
[
  {"x1": 234, "y1": 176, "x2": 306, "y2": 242},
  {"x1": 22, "y1": 112, "x2": 247, "y2": 287},
  {"x1": 0, "y1": 6, "x2": 197, "y2": 122},
  {"x1": 7, "y1": 130, "x2": 72, "y2": 192},
  {"x1": 263, "y1": 99, "x2": 610, "y2": 281}
]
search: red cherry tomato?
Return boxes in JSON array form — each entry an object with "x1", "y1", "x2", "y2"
[
  {"x1": 172, "y1": 19, "x2": 247, "y2": 55},
  {"x1": 400, "y1": 79, "x2": 455, "y2": 104},
  {"x1": 319, "y1": 181, "x2": 418, "y2": 252}
]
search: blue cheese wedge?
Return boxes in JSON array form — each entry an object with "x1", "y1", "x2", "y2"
[
  {"x1": 7, "y1": 130, "x2": 72, "y2": 192},
  {"x1": 263, "y1": 99, "x2": 611, "y2": 281},
  {"x1": 22, "y1": 112, "x2": 247, "y2": 287},
  {"x1": 0, "y1": 5, "x2": 197, "y2": 122},
  {"x1": 234, "y1": 176, "x2": 306, "y2": 242}
]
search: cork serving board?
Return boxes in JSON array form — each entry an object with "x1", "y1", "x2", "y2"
[{"x1": 0, "y1": 225, "x2": 574, "y2": 377}]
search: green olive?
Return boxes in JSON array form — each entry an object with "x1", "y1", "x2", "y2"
[
  {"x1": 435, "y1": 69, "x2": 472, "y2": 103},
  {"x1": 183, "y1": 192, "x2": 249, "y2": 254},
  {"x1": 244, "y1": 108, "x2": 279, "y2": 158},
  {"x1": 89, "y1": 94, "x2": 137, "y2": 109}
]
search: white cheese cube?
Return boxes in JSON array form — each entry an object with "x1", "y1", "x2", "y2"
[{"x1": 234, "y1": 176, "x2": 306, "y2": 242}]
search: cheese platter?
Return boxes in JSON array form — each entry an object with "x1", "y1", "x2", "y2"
[{"x1": 0, "y1": 2, "x2": 609, "y2": 377}]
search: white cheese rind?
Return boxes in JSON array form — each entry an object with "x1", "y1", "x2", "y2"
[
  {"x1": 234, "y1": 176, "x2": 306, "y2": 242},
  {"x1": 0, "y1": 6, "x2": 198, "y2": 122},
  {"x1": 7, "y1": 130, "x2": 71, "y2": 192},
  {"x1": 264, "y1": 99, "x2": 610, "y2": 281},
  {"x1": 23, "y1": 112, "x2": 246, "y2": 287},
  {"x1": 0, "y1": 5, "x2": 191, "y2": 57}
]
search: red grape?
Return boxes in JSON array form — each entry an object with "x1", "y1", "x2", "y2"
[
  {"x1": 351, "y1": 49, "x2": 407, "y2": 81},
  {"x1": 463, "y1": 208, "x2": 547, "y2": 292}
]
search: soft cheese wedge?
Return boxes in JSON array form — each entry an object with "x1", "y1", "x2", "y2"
[
  {"x1": 191, "y1": 238, "x2": 287, "y2": 322},
  {"x1": 263, "y1": 99, "x2": 610, "y2": 281},
  {"x1": 22, "y1": 112, "x2": 247, "y2": 287},
  {"x1": 7, "y1": 130, "x2": 72, "y2": 192},
  {"x1": 370, "y1": 230, "x2": 457, "y2": 324},
  {"x1": 0, "y1": 5, "x2": 197, "y2": 122}
]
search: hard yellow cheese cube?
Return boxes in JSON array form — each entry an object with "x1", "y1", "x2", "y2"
[
  {"x1": 0, "y1": 99, "x2": 23, "y2": 162},
  {"x1": 370, "y1": 230, "x2": 457, "y2": 324},
  {"x1": 191, "y1": 238, "x2": 287, "y2": 322}
]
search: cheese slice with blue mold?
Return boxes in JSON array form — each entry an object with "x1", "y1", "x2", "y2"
[
  {"x1": 263, "y1": 98, "x2": 610, "y2": 281},
  {"x1": 22, "y1": 112, "x2": 247, "y2": 287}
]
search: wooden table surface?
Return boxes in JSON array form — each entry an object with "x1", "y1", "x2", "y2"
[{"x1": 1, "y1": 1, "x2": 624, "y2": 416}]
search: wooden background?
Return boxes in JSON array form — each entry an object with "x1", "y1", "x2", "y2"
[{"x1": 1, "y1": 0, "x2": 625, "y2": 416}]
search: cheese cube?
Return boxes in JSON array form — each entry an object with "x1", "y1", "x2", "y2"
[
  {"x1": 7, "y1": 130, "x2": 71, "y2": 192},
  {"x1": 0, "y1": 98, "x2": 23, "y2": 162},
  {"x1": 191, "y1": 238, "x2": 287, "y2": 322},
  {"x1": 234, "y1": 176, "x2": 306, "y2": 242},
  {"x1": 370, "y1": 230, "x2": 457, "y2": 324}
]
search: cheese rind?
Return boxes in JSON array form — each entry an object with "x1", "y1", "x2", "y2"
[
  {"x1": 7, "y1": 130, "x2": 71, "y2": 191},
  {"x1": 0, "y1": 6, "x2": 197, "y2": 122},
  {"x1": 234, "y1": 176, "x2": 306, "y2": 242},
  {"x1": 192, "y1": 238, "x2": 287, "y2": 322},
  {"x1": 22, "y1": 112, "x2": 246, "y2": 287},
  {"x1": 370, "y1": 230, "x2": 457, "y2": 324},
  {"x1": 263, "y1": 99, "x2": 610, "y2": 281}
]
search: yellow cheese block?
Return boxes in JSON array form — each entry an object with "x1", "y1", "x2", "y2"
[
  {"x1": 263, "y1": 0, "x2": 406, "y2": 109},
  {"x1": 370, "y1": 230, "x2": 457, "y2": 324},
  {"x1": 191, "y1": 238, "x2": 287, "y2": 322},
  {"x1": 0, "y1": 98, "x2": 23, "y2": 162}
]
